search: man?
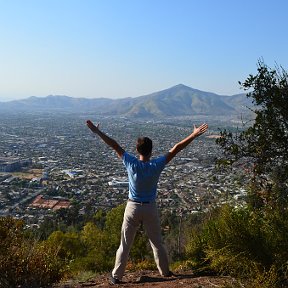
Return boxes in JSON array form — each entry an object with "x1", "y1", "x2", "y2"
[{"x1": 86, "y1": 120, "x2": 208, "y2": 284}]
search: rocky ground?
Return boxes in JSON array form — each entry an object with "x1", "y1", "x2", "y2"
[{"x1": 55, "y1": 270, "x2": 240, "y2": 288}]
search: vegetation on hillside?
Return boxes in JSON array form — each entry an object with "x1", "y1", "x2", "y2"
[
  {"x1": 0, "y1": 217, "x2": 64, "y2": 288},
  {"x1": 185, "y1": 61, "x2": 288, "y2": 287}
]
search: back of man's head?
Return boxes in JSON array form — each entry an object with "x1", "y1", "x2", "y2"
[{"x1": 136, "y1": 137, "x2": 152, "y2": 156}]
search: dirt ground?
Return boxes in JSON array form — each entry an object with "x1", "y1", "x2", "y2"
[
  {"x1": 56, "y1": 270, "x2": 238, "y2": 288},
  {"x1": 12, "y1": 168, "x2": 43, "y2": 180}
]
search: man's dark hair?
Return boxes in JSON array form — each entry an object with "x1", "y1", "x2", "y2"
[{"x1": 136, "y1": 137, "x2": 152, "y2": 156}]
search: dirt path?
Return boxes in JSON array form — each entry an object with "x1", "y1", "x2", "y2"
[{"x1": 57, "y1": 270, "x2": 238, "y2": 288}]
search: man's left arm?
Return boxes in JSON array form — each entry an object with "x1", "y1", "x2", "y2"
[{"x1": 86, "y1": 120, "x2": 125, "y2": 159}]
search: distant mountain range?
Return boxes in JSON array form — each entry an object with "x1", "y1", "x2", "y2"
[{"x1": 0, "y1": 84, "x2": 253, "y2": 118}]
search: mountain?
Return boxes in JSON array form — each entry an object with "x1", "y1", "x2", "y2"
[
  {"x1": 0, "y1": 95, "x2": 115, "y2": 113},
  {"x1": 0, "y1": 84, "x2": 252, "y2": 118}
]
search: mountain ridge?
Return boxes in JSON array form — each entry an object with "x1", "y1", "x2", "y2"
[{"x1": 0, "y1": 84, "x2": 252, "y2": 118}]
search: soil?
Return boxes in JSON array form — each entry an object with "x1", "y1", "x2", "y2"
[
  {"x1": 56, "y1": 270, "x2": 238, "y2": 288},
  {"x1": 12, "y1": 168, "x2": 43, "y2": 180}
]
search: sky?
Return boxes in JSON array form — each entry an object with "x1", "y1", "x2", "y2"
[{"x1": 0, "y1": 0, "x2": 287, "y2": 101}]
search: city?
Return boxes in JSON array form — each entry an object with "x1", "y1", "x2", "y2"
[{"x1": 0, "y1": 112, "x2": 248, "y2": 228}]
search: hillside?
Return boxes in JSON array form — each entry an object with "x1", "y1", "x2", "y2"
[
  {"x1": 0, "y1": 84, "x2": 252, "y2": 118},
  {"x1": 55, "y1": 270, "x2": 237, "y2": 287}
]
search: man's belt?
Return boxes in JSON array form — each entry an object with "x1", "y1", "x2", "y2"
[{"x1": 128, "y1": 199, "x2": 150, "y2": 204}]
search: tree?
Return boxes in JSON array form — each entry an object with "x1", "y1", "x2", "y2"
[
  {"x1": 185, "y1": 62, "x2": 288, "y2": 286},
  {"x1": 103, "y1": 204, "x2": 125, "y2": 255},
  {"x1": 46, "y1": 230, "x2": 84, "y2": 260},
  {"x1": 217, "y1": 60, "x2": 288, "y2": 209},
  {"x1": 78, "y1": 222, "x2": 110, "y2": 271}
]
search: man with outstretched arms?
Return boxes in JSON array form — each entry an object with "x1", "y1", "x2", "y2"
[{"x1": 86, "y1": 120, "x2": 208, "y2": 284}]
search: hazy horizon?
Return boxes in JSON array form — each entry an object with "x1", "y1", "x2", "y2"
[{"x1": 0, "y1": 83, "x2": 245, "y2": 103}]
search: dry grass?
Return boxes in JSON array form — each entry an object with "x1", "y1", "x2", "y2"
[{"x1": 12, "y1": 168, "x2": 43, "y2": 180}]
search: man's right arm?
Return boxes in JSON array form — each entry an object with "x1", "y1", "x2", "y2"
[{"x1": 165, "y1": 123, "x2": 208, "y2": 164}]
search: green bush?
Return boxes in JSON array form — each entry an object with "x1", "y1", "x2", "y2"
[
  {"x1": 185, "y1": 205, "x2": 288, "y2": 286},
  {"x1": 42, "y1": 204, "x2": 154, "y2": 275},
  {"x1": 0, "y1": 217, "x2": 65, "y2": 288}
]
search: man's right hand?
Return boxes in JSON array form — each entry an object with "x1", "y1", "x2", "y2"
[
  {"x1": 165, "y1": 122, "x2": 208, "y2": 164},
  {"x1": 192, "y1": 123, "x2": 208, "y2": 138}
]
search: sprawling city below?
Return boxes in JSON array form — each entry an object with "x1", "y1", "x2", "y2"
[{"x1": 0, "y1": 112, "x2": 248, "y2": 228}]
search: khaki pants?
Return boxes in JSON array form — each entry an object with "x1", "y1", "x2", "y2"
[{"x1": 112, "y1": 200, "x2": 170, "y2": 280}]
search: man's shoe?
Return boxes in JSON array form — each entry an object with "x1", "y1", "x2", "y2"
[
  {"x1": 109, "y1": 275, "x2": 122, "y2": 285},
  {"x1": 164, "y1": 271, "x2": 175, "y2": 277}
]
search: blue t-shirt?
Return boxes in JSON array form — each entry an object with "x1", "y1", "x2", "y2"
[{"x1": 122, "y1": 152, "x2": 166, "y2": 202}]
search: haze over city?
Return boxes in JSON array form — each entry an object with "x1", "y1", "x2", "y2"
[{"x1": 0, "y1": 0, "x2": 288, "y2": 102}]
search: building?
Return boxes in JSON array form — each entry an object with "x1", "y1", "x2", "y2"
[
  {"x1": 62, "y1": 169, "x2": 84, "y2": 178},
  {"x1": 108, "y1": 178, "x2": 129, "y2": 187},
  {"x1": 0, "y1": 157, "x2": 32, "y2": 172},
  {"x1": 30, "y1": 195, "x2": 71, "y2": 210}
]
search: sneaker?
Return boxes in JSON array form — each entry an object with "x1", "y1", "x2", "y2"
[
  {"x1": 109, "y1": 275, "x2": 122, "y2": 285},
  {"x1": 164, "y1": 271, "x2": 175, "y2": 277}
]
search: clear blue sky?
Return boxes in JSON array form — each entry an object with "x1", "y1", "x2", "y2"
[{"x1": 0, "y1": 0, "x2": 287, "y2": 101}]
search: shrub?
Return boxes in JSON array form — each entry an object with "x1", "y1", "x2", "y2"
[
  {"x1": 0, "y1": 217, "x2": 65, "y2": 288},
  {"x1": 185, "y1": 205, "x2": 288, "y2": 286}
]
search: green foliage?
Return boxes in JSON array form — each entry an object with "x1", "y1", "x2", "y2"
[
  {"x1": 128, "y1": 259, "x2": 157, "y2": 271},
  {"x1": 249, "y1": 265, "x2": 279, "y2": 288},
  {"x1": 0, "y1": 217, "x2": 65, "y2": 288},
  {"x1": 130, "y1": 227, "x2": 152, "y2": 262},
  {"x1": 77, "y1": 221, "x2": 112, "y2": 272},
  {"x1": 217, "y1": 60, "x2": 288, "y2": 209},
  {"x1": 93, "y1": 209, "x2": 106, "y2": 229},
  {"x1": 103, "y1": 203, "x2": 125, "y2": 255},
  {"x1": 46, "y1": 230, "x2": 84, "y2": 260},
  {"x1": 185, "y1": 205, "x2": 288, "y2": 286},
  {"x1": 42, "y1": 206, "x2": 124, "y2": 273},
  {"x1": 211, "y1": 61, "x2": 288, "y2": 286},
  {"x1": 40, "y1": 203, "x2": 155, "y2": 275}
]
